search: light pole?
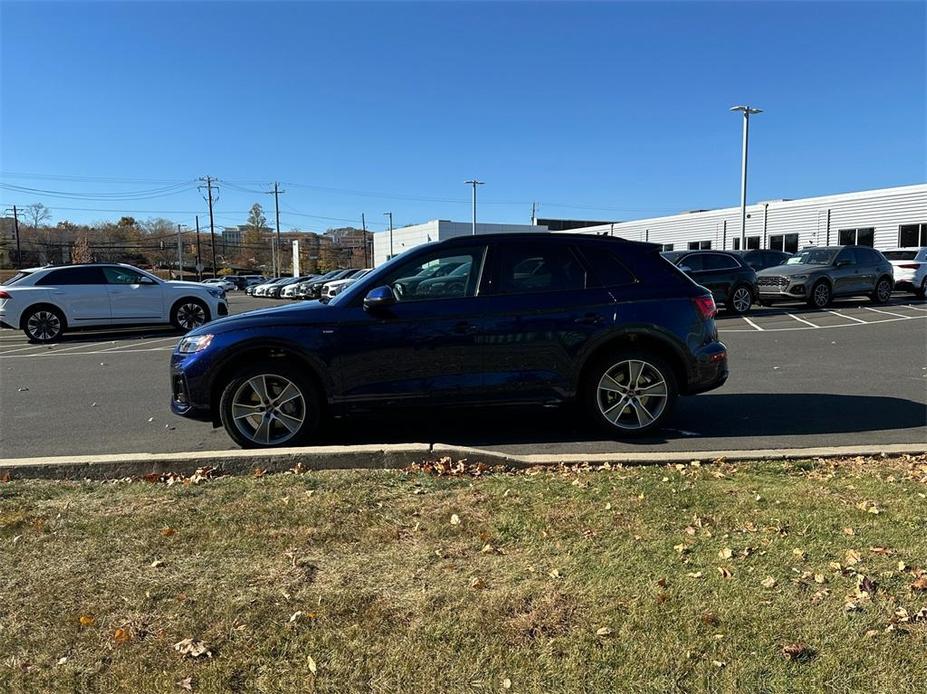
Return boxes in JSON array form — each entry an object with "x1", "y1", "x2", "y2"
[
  {"x1": 465, "y1": 180, "x2": 484, "y2": 235},
  {"x1": 730, "y1": 105, "x2": 762, "y2": 250},
  {"x1": 176, "y1": 224, "x2": 186, "y2": 279},
  {"x1": 384, "y1": 212, "x2": 393, "y2": 260}
]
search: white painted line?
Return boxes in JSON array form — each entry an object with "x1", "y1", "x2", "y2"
[
  {"x1": 826, "y1": 310, "x2": 867, "y2": 324},
  {"x1": 41, "y1": 342, "x2": 119, "y2": 354},
  {"x1": 0, "y1": 344, "x2": 56, "y2": 355},
  {"x1": 785, "y1": 312, "x2": 820, "y2": 328},
  {"x1": 0, "y1": 347, "x2": 174, "y2": 359},
  {"x1": 94, "y1": 336, "x2": 179, "y2": 353},
  {"x1": 862, "y1": 306, "x2": 913, "y2": 319},
  {"x1": 905, "y1": 304, "x2": 927, "y2": 312},
  {"x1": 718, "y1": 314, "x2": 926, "y2": 334},
  {"x1": 741, "y1": 316, "x2": 765, "y2": 331}
]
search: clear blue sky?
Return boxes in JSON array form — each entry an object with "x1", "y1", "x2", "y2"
[{"x1": 1, "y1": 1, "x2": 924, "y2": 233}]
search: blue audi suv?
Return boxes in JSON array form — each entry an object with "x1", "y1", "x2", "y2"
[{"x1": 170, "y1": 233, "x2": 728, "y2": 448}]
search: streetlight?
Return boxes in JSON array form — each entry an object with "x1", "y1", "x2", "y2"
[
  {"x1": 464, "y1": 180, "x2": 484, "y2": 235},
  {"x1": 730, "y1": 105, "x2": 762, "y2": 250},
  {"x1": 383, "y1": 212, "x2": 393, "y2": 260}
]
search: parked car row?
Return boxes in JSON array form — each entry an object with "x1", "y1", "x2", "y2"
[
  {"x1": 247, "y1": 269, "x2": 371, "y2": 301},
  {"x1": 662, "y1": 245, "x2": 923, "y2": 313},
  {"x1": 201, "y1": 275, "x2": 266, "y2": 294}
]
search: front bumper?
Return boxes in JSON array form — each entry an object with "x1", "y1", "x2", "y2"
[{"x1": 757, "y1": 275, "x2": 809, "y2": 302}]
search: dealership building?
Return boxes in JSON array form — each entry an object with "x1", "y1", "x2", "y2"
[
  {"x1": 371, "y1": 183, "x2": 926, "y2": 265},
  {"x1": 562, "y1": 183, "x2": 926, "y2": 254}
]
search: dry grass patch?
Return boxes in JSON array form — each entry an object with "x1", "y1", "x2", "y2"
[{"x1": 1, "y1": 455, "x2": 926, "y2": 692}]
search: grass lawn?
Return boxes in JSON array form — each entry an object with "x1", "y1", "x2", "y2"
[{"x1": 2, "y1": 455, "x2": 926, "y2": 693}]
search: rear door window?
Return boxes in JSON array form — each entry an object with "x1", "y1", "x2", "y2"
[
  {"x1": 677, "y1": 254, "x2": 704, "y2": 272},
  {"x1": 701, "y1": 253, "x2": 740, "y2": 271},
  {"x1": 577, "y1": 247, "x2": 637, "y2": 287},
  {"x1": 492, "y1": 243, "x2": 587, "y2": 295}
]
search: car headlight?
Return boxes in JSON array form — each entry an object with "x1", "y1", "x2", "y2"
[
  {"x1": 177, "y1": 334, "x2": 214, "y2": 353},
  {"x1": 790, "y1": 274, "x2": 808, "y2": 281},
  {"x1": 206, "y1": 287, "x2": 222, "y2": 298}
]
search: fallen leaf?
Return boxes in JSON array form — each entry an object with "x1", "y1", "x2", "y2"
[
  {"x1": 469, "y1": 577, "x2": 486, "y2": 590},
  {"x1": 502, "y1": 678, "x2": 512, "y2": 689},
  {"x1": 856, "y1": 575, "x2": 877, "y2": 596},
  {"x1": 701, "y1": 611, "x2": 720, "y2": 627},
  {"x1": 843, "y1": 527, "x2": 855, "y2": 536},
  {"x1": 712, "y1": 660, "x2": 726, "y2": 668},
  {"x1": 656, "y1": 577, "x2": 667, "y2": 588},
  {"x1": 655, "y1": 591, "x2": 669, "y2": 604},
  {"x1": 173, "y1": 638, "x2": 212, "y2": 659},
  {"x1": 686, "y1": 572, "x2": 703, "y2": 579},
  {"x1": 548, "y1": 568, "x2": 563, "y2": 579},
  {"x1": 160, "y1": 527, "x2": 176, "y2": 537},
  {"x1": 56, "y1": 656, "x2": 68, "y2": 666},
  {"x1": 844, "y1": 550, "x2": 862, "y2": 565},
  {"x1": 79, "y1": 614, "x2": 95, "y2": 627},
  {"x1": 792, "y1": 548, "x2": 807, "y2": 560},
  {"x1": 761, "y1": 576, "x2": 777, "y2": 589},
  {"x1": 864, "y1": 629, "x2": 878, "y2": 638},
  {"x1": 595, "y1": 626, "x2": 613, "y2": 637},
  {"x1": 911, "y1": 575, "x2": 927, "y2": 592},
  {"x1": 252, "y1": 467, "x2": 266, "y2": 478},
  {"x1": 717, "y1": 567, "x2": 733, "y2": 579},
  {"x1": 307, "y1": 655, "x2": 317, "y2": 674},
  {"x1": 450, "y1": 514, "x2": 461, "y2": 526},
  {"x1": 150, "y1": 559, "x2": 164, "y2": 568},
  {"x1": 177, "y1": 677, "x2": 193, "y2": 691},
  {"x1": 114, "y1": 627, "x2": 132, "y2": 645},
  {"x1": 718, "y1": 548, "x2": 733, "y2": 560},
  {"x1": 869, "y1": 547, "x2": 892, "y2": 556},
  {"x1": 781, "y1": 643, "x2": 814, "y2": 662},
  {"x1": 814, "y1": 574, "x2": 827, "y2": 584}
]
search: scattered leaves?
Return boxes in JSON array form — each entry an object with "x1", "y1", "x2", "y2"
[
  {"x1": 173, "y1": 638, "x2": 212, "y2": 659},
  {"x1": 450, "y1": 514, "x2": 461, "y2": 526},
  {"x1": 761, "y1": 576, "x2": 777, "y2": 589},
  {"x1": 595, "y1": 626, "x2": 613, "y2": 637},
  {"x1": 781, "y1": 643, "x2": 815, "y2": 663},
  {"x1": 78, "y1": 614, "x2": 95, "y2": 627}
]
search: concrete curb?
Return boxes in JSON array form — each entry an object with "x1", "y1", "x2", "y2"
[{"x1": 1, "y1": 442, "x2": 925, "y2": 480}]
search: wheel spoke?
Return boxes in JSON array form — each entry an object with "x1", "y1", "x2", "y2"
[
  {"x1": 628, "y1": 360, "x2": 644, "y2": 389},
  {"x1": 630, "y1": 398, "x2": 654, "y2": 427},
  {"x1": 254, "y1": 415, "x2": 272, "y2": 444},
  {"x1": 248, "y1": 376, "x2": 269, "y2": 403},
  {"x1": 639, "y1": 381, "x2": 667, "y2": 396},
  {"x1": 599, "y1": 373, "x2": 626, "y2": 394},
  {"x1": 274, "y1": 383, "x2": 300, "y2": 406},
  {"x1": 602, "y1": 394, "x2": 631, "y2": 423},
  {"x1": 274, "y1": 411, "x2": 303, "y2": 433}
]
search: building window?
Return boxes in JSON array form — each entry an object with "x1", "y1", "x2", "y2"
[
  {"x1": 661, "y1": 244, "x2": 674, "y2": 252},
  {"x1": 898, "y1": 223, "x2": 927, "y2": 247},
  {"x1": 732, "y1": 236, "x2": 760, "y2": 251},
  {"x1": 838, "y1": 227, "x2": 875, "y2": 247},
  {"x1": 688, "y1": 240, "x2": 712, "y2": 250},
  {"x1": 769, "y1": 234, "x2": 799, "y2": 253}
]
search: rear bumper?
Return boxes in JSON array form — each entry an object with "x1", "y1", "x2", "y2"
[{"x1": 684, "y1": 341, "x2": 728, "y2": 395}]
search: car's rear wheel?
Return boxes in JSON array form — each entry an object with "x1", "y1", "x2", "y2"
[
  {"x1": 584, "y1": 351, "x2": 678, "y2": 437},
  {"x1": 21, "y1": 305, "x2": 65, "y2": 343},
  {"x1": 807, "y1": 280, "x2": 831, "y2": 309},
  {"x1": 916, "y1": 277, "x2": 927, "y2": 300},
  {"x1": 870, "y1": 277, "x2": 892, "y2": 304},
  {"x1": 727, "y1": 285, "x2": 753, "y2": 314},
  {"x1": 219, "y1": 362, "x2": 321, "y2": 448},
  {"x1": 171, "y1": 299, "x2": 209, "y2": 331}
]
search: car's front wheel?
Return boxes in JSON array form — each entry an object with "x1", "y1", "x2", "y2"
[
  {"x1": 916, "y1": 278, "x2": 927, "y2": 300},
  {"x1": 807, "y1": 280, "x2": 832, "y2": 309},
  {"x1": 171, "y1": 299, "x2": 210, "y2": 331},
  {"x1": 219, "y1": 362, "x2": 321, "y2": 448},
  {"x1": 727, "y1": 285, "x2": 753, "y2": 314},
  {"x1": 584, "y1": 351, "x2": 678, "y2": 437},
  {"x1": 22, "y1": 305, "x2": 65, "y2": 343}
]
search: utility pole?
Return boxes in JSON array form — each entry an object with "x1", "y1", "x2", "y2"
[
  {"x1": 384, "y1": 212, "x2": 393, "y2": 260},
  {"x1": 7, "y1": 205, "x2": 21, "y2": 268},
  {"x1": 269, "y1": 182, "x2": 284, "y2": 276},
  {"x1": 176, "y1": 224, "x2": 184, "y2": 279},
  {"x1": 199, "y1": 176, "x2": 219, "y2": 277},
  {"x1": 195, "y1": 215, "x2": 203, "y2": 281},
  {"x1": 464, "y1": 180, "x2": 484, "y2": 235},
  {"x1": 530, "y1": 201, "x2": 537, "y2": 226},
  {"x1": 361, "y1": 213, "x2": 367, "y2": 267},
  {"x1": 730, "y1": 106, "x2": 762, "y2": 251}
]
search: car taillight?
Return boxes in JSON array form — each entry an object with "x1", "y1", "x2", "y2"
[
  {"x1": 0, "y1": 290, "x2": 10, "y2": 299},
  {"x1": 898, "y1": 263, "x2": 922, "y2": 269},
  {"x1": 693, "y1": 294, "x2": 717, "y2": 320}
]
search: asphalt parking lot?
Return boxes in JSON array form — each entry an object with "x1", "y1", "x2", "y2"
[{"x1": 2, "y1": 293, "x2": 926, "y2": 460}]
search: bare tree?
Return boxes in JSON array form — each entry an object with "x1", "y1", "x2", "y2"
[
  {"x1": 24, "y1": 203, "x2": 51, "y2": 230},
  {"x1": 71, "y1": 234, "x2": 92, "y2": 263}
]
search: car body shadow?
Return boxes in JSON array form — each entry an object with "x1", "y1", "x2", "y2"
[{"x1": 317, "y1": 393, "x2": 926, "y2": 448}]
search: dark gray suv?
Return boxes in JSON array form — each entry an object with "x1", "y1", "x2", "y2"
[{"x1": 756, "y1": 245, "x2": 894, "y2": 308}]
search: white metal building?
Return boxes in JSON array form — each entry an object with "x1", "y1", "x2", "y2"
[
  {"x1": 372, "y1": 220, "x2": 547, "y2": 266},
  {"x1": 562, "y1": 184, "x2": 927, "y2": 254}
]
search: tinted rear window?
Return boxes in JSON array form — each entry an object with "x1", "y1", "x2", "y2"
[
  {"x1": 2, "y1": 271, "x2": 32, "y2": 286},
  {"x1": 35, "y1": 267, "x2": 107, "y2": 285},
  {"x1": 578, "y1": 247, "x2": 637, "y2": 287},
  {"x1": 700, "y1": 253, "x2": 740, "y2": 270},
  {"x1": 883, "y1": 250, "x2": 917, "y2": 261},
  {"x1": 494, "y1": 243, "x2": 587, "y2": 294}
]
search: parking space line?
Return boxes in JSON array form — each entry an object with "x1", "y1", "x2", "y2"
[
  {"x1": 741, "y1": 316, "x2": 764, "y2": 331},
  {"x1": 0, "y1": 346, "x2": 175, "y2": 359},
  {"x1": 42, "y1": 342, "x2": 117, "y2": 354},
  {"x1": 0, "y1": 344, "x2": 55, "y2": 355},
  {"x1": 94, "y1": 337, "x2": 179, "y2": 353},
  {"x1": 862, "y1": 306, "x2": 913, "y2": 319},
  {"x1": 906, "y1": 305, "x2": 927, "y2": 312},
  {"x1": 826, "y1": 310, "x2": 868, "y2": 324},
  {"x1": 785, "y1": 312, "x2": 820, "y2": 328}
]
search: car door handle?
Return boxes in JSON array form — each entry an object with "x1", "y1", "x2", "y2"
[
  {"x1": 574, "y1": 313, "x2": 604, "y2": 326},
  {"x1": 453, "y1": 321, "x2": 478, "y2": 335}
]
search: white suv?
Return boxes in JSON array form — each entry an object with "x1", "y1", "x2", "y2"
[
  {"x1": 883, "y1": 248, "x2": 927, "y2": 299},
  {"x1": 0, "y1": 263, "x2": 228, "y2": 342}
]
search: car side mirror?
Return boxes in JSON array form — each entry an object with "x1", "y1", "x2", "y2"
[
  {"x1": 139, "y1": 276, "x2": 157, "y2": 285},
  {"x1": 363, "y1": 285, "x2": 396, "y2": 312},
  {"x1": 835, "y1": 259, "x2": 851, "y2": 267}
]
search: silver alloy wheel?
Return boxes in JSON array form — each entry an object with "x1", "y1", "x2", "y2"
[
  {"x1": 732, "y1": 287, "x2": 752, "y2": 313},
  {"x1": 26, "y1": 310, "x2": 61, "y2": 341},
  {"x1": 596, "y1": 359, "x2": 668, "y2": 430},
  {"x1": 230, "y1": 374, "x2": 306, "y2": 446},
  {"x1": 175, "y1": 302, "x2": 207, "y2": 330},
  {"x1": 876, "y1": 279, "x2": 891, "y2": 302},
  {"x1": 812, "y1": 283, "x2": 830, "y2": 307}
]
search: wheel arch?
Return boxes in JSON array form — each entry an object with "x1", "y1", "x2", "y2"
[
  {"x1": 206, "y1": 341, "x2": 331, "y2": 426},
  {"x1": 19, "y1": 301, "x2": 68, "y2": 330},
  {"x1": 170, "y1": 296, "x2": 212, "y2": 323},
  {"x1": 575, "y1": 329, "x2": 689, "y2": 398}
]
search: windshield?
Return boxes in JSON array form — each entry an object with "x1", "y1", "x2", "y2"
[
  {"x1": 883, "y1": 250, "x2": 917, "y2": 261},
  {"x1": 792, "y1": 249, "x2": 839, "y2": 265}
]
